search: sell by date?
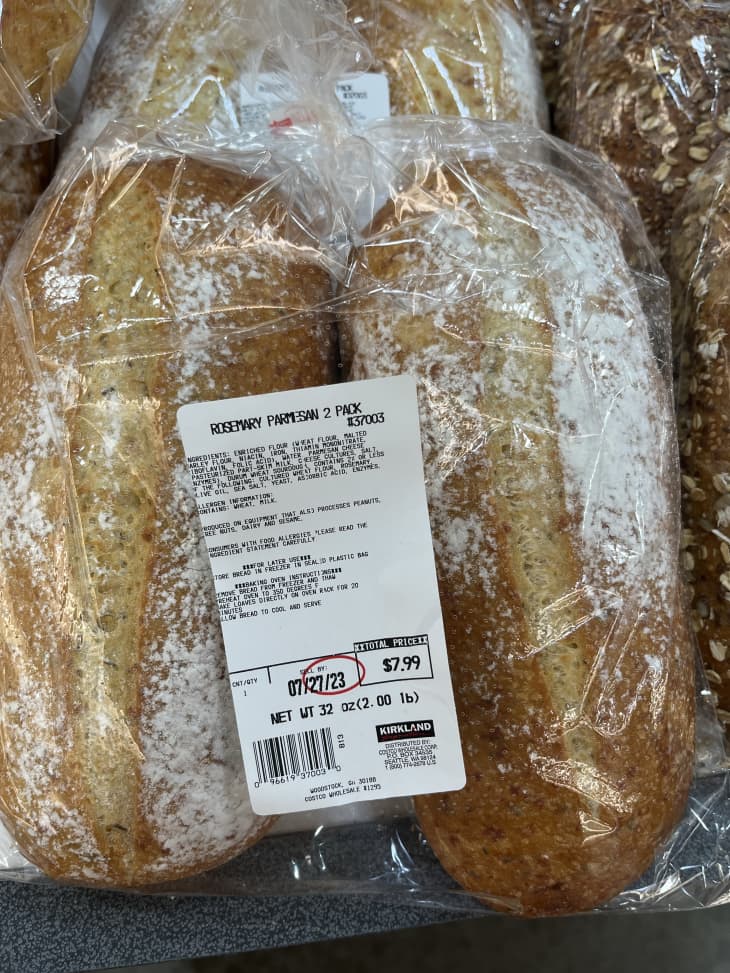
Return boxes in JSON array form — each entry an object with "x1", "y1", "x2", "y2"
[{"x1": 288, "y1": 671, "x2": 346, "y2": 696}]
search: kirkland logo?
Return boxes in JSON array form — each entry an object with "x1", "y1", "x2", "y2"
[{"x1": 376, "y1": 720, "x2": 435, "y2": 743}]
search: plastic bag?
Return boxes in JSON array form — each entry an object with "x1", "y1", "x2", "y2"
[
  {"x1": 0, "y1": 114, "x2": 728, "y2": 917},
  {"x1": 346, "y1": 0, "x2": 547, "y2": 126},
  {"x1": 0, "y1": 122, "x2": 339, "y2": 889},
  {"x1": 69, "y1": 0, "x2": 372, "y2": 152},
  {"x1": 336, "y1": 117, "x2": 695, "y2": 916},
  {"x1": 0, "y1": 0, "x2": 94, "y2": 143},
  {"x1": 673, "y1": 142, "x2": 730, "y2": 734},
  {"x1": 555, "y1": 0, "x2": 730, "y2": 269}
]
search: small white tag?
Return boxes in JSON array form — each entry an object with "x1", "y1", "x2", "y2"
[
  {"x1": 178, "y1": 376, "x2": 465, "y2": 815},
  {"x1": 234, "y1": 72, "x2": 391, "y2": 129}
]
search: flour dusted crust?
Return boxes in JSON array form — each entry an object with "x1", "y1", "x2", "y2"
[
  {"x1": 73, "y1": 0, "x2": 260, "y2": 147},
  {"x1": 0, "y1": 152, "x2": 336, "y2": 887},
  {"x1": 556, "y1": 0, "x2": 730, "y2": 268},
  {"x1": 674, "y1": 143, "x2": 730, "y2": 728},
  {"x1": 341, "y1": 155, "x2": 694, "y2": 916},
  {"x1": 347, "y1": 0, "x2": 546, "y2": 125},
  {"x1": 0, "y1": 0, "x2": 93, "y2": 137}
]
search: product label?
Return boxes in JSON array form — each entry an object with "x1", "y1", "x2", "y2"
[
  {"x1": 234, "y1": 72, "x2": 390, "y2": 129},
  {"x1": 177, "y1": 376, "x2": 465, "y2": 814}
]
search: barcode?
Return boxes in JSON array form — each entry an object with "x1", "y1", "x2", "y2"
[{"x1": 253, "y1": 726, "x2": 337, "y2": 783}]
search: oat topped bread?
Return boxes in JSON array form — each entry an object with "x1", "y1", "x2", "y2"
[
  {"x1": 557, "y1": 0, "x2": 730, "y2": 267},
  {"x1": 0, "y1": 0, "x2": 93, "y2": 141},
  {"x1": 673, "y1": 142, "x2": 730, "y2": 730},
  {"x1": 0, "y1": 143, "x2": 337, "y2": 887},
  {"x1": 347, "y1": 0, "x2": 546, "y2": 125},
  {"x1": 340, "y1": 125, "x2": 694, "y2": 915}
]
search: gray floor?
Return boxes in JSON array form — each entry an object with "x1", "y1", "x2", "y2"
[{"x1": 115, "y1": 905, "x2": 730, "y2": 973}]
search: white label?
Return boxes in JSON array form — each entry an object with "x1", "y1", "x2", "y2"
[
  {"x1": 177, "y1": 376, "x2": 465, "y2": 815},
  {"x1": 234, "y1": 72, "x2": 390, "y2": 129}
]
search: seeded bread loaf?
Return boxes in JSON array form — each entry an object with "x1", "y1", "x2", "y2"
[
  {"x1": 0, "y1": 150, "x2": 336, "y2": 887},
  {"x1": 347, "y1": 0, "x2": 546, "y2": 125},
  {"x1": 556, "y1": 0, "x2": 730, "y2": 267},
  {"x1": 340, "y1": 145, "x2": 694, "y2": 916},
  {"x1": 0, "y1": 0, "x2": 93, "y2": 140},
  {"x1": 673, "y1": 143, "x2": 730, "y2": 729}
]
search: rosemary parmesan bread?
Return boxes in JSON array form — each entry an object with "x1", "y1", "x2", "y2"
[
  {"x1": 0, "y1": 143, "x2": 53, "y2": 264},
  {"x1": 673, "y1": 143, "x2": 730, "y2": 728},
  {"x1": 0, "y1": 150, "x2": 336, "y2": 887},
  {"x1": 347, "y1": 0, "x2": 546, "y2": 125},
  {"x1": 340, "y1": 147, "x2": 694, "y2": 916},
  {"x1": 0, "y1": 0, "x2": 93, "y2": 139}
]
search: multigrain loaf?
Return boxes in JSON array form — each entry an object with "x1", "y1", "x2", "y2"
[
  {"x1": 0, "y1": 150, "x2": 337, "y2": 887},
  {"x1": 556, "y1": 0, "x2": 730, "y2": 267},
  {"x1": 340, "y1": 146, "x2": 694, "y2": 916},
  {"x1": 673, "y1": 143, "x2": 730, "y2": 729},
  {"x1": 0, "y1": 0, "x2": 93, "y2": 139},
  {"x1": 346, "y1": 0, "x2": 546, "y2": 125}
]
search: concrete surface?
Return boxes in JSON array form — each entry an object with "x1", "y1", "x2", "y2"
[{"x1": 115, "y1": 905, "x2": 730, "y2": 973}]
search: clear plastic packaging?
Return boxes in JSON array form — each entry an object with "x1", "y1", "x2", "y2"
[
  {"x1": 555, "y1": 0, "x2": 730, "y2": 268},
  {"x1": 673, "y1": 143, "x2": 730, "y2": 734},
  {"x1": 0, "y1": 0, "x2": 94, "y2": 143},
  {"x1": 0, "y1": 123, "x2": 339, "y2": 889},
  {"x1": 347, "y1": 0, "x2": 547, "y2": 126},
  {"x1": 0, "y1": 116, "x2": 726, "y2": 917},
  {"x1": 69, "y1": 0, "x2": 372, "y2": 152}
]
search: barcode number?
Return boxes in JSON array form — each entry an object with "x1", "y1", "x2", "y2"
[{"x1": 253, "y1": 726, "x2": 337, "y2": 784}]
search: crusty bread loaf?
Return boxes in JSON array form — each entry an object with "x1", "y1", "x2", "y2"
[
  {"x1": 347, "y1": 0, "x2": 546, "y2": 125},
  {"x1": 0, "y1": 0, "x2": 93, "y2": 138},
  {"x1": 340, "y1": 152, "x2": 694, "y2": 916},
  {"x1": 556, "y1": 0, "x2": 730, "y2": 268},
  {"x1": 0, "y1": 143, "x2": 53, "y2": 264},
  {"x1": 0, "y1": 151, "x2": 337, "y2": 887},
  {"x1": 673, "y1": 143, "x2": 730, "y2": 729},
  {"x1": 72, "y1": 0, "x2": 259, "y2": 147}
]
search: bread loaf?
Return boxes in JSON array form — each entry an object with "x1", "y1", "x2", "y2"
[
  {"x1": 340, "y1": 143, "x2": 694, "y2": 916},
  {"x1": 673, "y1": 143, "x2": 730, "y2": 729},
  {"x1": 556, "y1": 0, "x2": 730, "y2": 267},
  {"x1": 347, "y1": 0, "x2": 546, "y2": 125},
  {"x1": 0, "y1": 0, "x2": 93, "y2": 139},
  {"x1": 0, "y1": 149, "x2": 337, "y2": 887},
  {"x1": 0, "y1": 144, "x2": 53, "y2": 264},
  {"x1": 73, "y1": 0, "x2": 358, "y2": 149}
]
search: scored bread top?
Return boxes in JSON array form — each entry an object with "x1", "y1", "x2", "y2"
[
  {"x1": 341, "y1": 155, "x2": 694, "y2": 915},
  {"x1": 673, "y1": 143, "x2": 730, "y2": 726},
  {"x1": 0, "y1": 151, "x2": 336, "y2": 887},
  {"x1": 347, "y1": 0, "x2": 546, "y2": 124}
]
